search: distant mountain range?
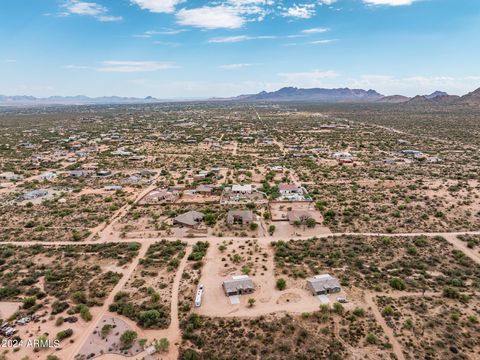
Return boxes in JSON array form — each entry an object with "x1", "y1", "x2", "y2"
[
  {"x1": 220, "y1": 86, "x2": 480, "y2": 106},
  {"x1": 225, "y1": 87, "x2": 384, "y2": 102},
  {"x1": 1, "y1": 87, "x2": 479, "y2": 106},
  {"x1": 0, "y1": 95, "x2": 163, "y2": 106}
]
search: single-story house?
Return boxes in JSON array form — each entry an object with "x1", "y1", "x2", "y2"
[
  {"x1": 112, "y1": 149, "x2": 133, "y2": 156},
  {"x1": 269, "y1": 165, "x2": 284, "y2": 172},
  {"x1": 194, "y1": 170, "x2": 210, "y2": 180},
  {"x1": 400, "y1": 149, "x2": 426, "y2": 160},
  {"x1": 231, "y1": 184, "x2": 252, "y2": 194},
  {"x1": 279, "y1": 183, "x2": 302, "y2": 195},
  {"x1": 173, "y1": 211, "x2": 204, "y2": 228},
  {"x1": 332, "y1": 152, "x2": 352, "y2": 160},
  {"x1": 69, "y1": 170, "x2": 89, "y2": 178},
  {"x1": 195, "y1": 184, "x2": 213, "y2": 194},
  {"x1": 223, "y1": 275, "x2": 255, "y2": 296},
  {"x1": 142, "y1": 188, "x2": 179, "y2": 204},
  {"x1": 306, "y1": 274, "x2": 341, "y2": 296},
  {"x1": 0, "y1": 172, "x2": 23, "y2": 181},
  {"x1": 104, "y1": 185, "x2": 122, "y2": 191},
  {"x1": 39, "y1": 171, "x2": 57, "y2": 181},
  {"x1": 287, "y1": 210, "x2": 313, "y2": 225},
  {"x1": 227, "y1": 210, "x2": 254, "y2": 225},
  {"x1": 21, "y1": 189, "x2": 49, "y2": 201}
]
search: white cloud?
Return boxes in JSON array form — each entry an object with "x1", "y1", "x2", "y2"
[
  {"x1": 282, "y1": 4, "x2": 316, "y2": 19},
  {"x1": 63, "y1": 64, "x2": 89, "y2": 69},
  {"x1": 146, "y1": 29, "x2": 186, "y2": 35},
  {"x1": 96, "y1": 61, "x2": 178, "y2": 72},
  {"x1": 176, "y1": 6, "x2": 246, "y2": 29},
  {"x1": 346, "y1": 74, "x2": 479, "y2": 96},
  {"x1": 310, "y1": 39, "x2": 336, "y2": 44},
  {"x1": 220, "y1": 63, "x2": 252, "y2": 69},
  {"x1": 133, "y1": 29, "x2": 186, "y2": 38},
  {"x1": 130, "y1": 0, "x2": 184, "y2": 13},
  {"x1": 302, "y1": 27, "x2": 329, "y2": 34},
  {"x1": 62, "y1": 1, "x2": 122, "y2": 21},
  {"x1": 175, "y1": 0, "x2": 273, "y2": 29},
  {"x1": 228, "y1": 0, "x2": 274, "y2": 5},
  {"x1": 363, "y1": 0, "x2": 416, "y2": 6},
  {"x1": 278, "y1": 70, "x2": 339, "y2": 87},
  {"x1": 209, "y1": 35, "x2": 275, "y2": 43},
  {"x1": 153, "y1": 41, "x2": 181, "y2": 47},
  {"x1": 318, "y1": 0, "x2": 337, "y2": 4}
]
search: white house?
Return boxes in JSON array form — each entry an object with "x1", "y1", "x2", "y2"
[
  {"x1": 231, "y1": 184, "x2": 252, "y2": 194},
  {"x1": 332, "y1": 152, "x2": 352, "y2": 160},
  {"x1": 0, "y1": 172, "x2": 23, "y2": 181},
  {"x1": 39, "y1": 171, "x2": 57, "y2": 181}
]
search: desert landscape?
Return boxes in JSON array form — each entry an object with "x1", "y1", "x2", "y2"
[{"x1": 0, "y1": 98, "x2": 479, "y2": 360}]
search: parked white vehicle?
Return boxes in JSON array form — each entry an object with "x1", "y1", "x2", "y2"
[{"x1": 195, "y1": 284, "x2": 204, "y2": 307}]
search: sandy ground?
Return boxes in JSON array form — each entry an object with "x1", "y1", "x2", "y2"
[
  {"x1": 54, "y1": 243, "x2": 150, "y2": 359},
  {"x1": 196, "y1": 241, "x2": 346, "y2": 317},
  {"x1": 0, "y1": 301, "x2": 20, "y2": 320},
  {"x1": 77, "y1": 315, "x2": 145, "y2": 359},
  {"x1": 2, "y1": 159, "x2": 479, "y2": 360}
]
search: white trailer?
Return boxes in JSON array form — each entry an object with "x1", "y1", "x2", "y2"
[{"x1": 195, "y1": 284, "x2": 204, "y2": 307}]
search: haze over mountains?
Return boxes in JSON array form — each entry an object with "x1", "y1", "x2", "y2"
[
  {"x1": 1, "y1": 87, "x2": 479, "y2": 107},
  {"x1": 0, "y1": 95, "x2": 163, "y2": 106}
]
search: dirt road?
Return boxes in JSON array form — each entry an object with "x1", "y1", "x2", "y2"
[{"x1": 58, "y1": 242, "x2": 149, "y2": 359}]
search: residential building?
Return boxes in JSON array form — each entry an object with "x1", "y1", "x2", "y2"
[
  {"x1": 223, "y1": 275, "x2": 255, "y2": 296},
  {"x1": 306, "y1": 274, "x2": 341, "y2": 296},
  {"x1": 173, "y1": 211, "x2": 204, "y2": 228},
  {"x1": 0, "y1": 172, "x2": 23, "y2": 181},
  {"x1": 39, "y1": 171, "x2": 57, "y2": 181},
  {"x1": 332, "y1": 152, "x2": 352, "y2": 160},
  {"x1": 227, "y1": 210, "x2": 254, "y2": 225},
  {"x1": 21, "y1": 189, "x2": 49, "y2": 201},
  {"x1": 287, "y1": 210, "x2": 313, "y2": 225},
  {"x1": 231, "y1": 184, "x2": 252, "y2": 194},
  {"x1": 278, "y1": 183, "x2": 302, "y2": 195}
]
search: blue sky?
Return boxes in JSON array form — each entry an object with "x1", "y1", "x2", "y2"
[{"x1": 1, "y1": 0, "x2": 479, "y2": 98}]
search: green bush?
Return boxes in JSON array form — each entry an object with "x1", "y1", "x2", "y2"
[{"x1": 276, "y1": 278, "x2": 286, "y2": 291}]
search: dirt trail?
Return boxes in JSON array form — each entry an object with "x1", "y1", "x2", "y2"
[
  {"x1": 364, "y1": 293, "x2": 406, "y2": 360},
  {"x1": 6, "y1": 229, "x2": 480, "y2": 256},
  {"x1": 59, "y1": 242, "x2": 149, "y2": 360},
  {"x1": 124, "y1": 245, "x2": 192, "y2": 360},
  {"x1": 161, "y1": 245, "x2": 192, "y2": 360},
  {"x1": 333, "y1": 317, "x2": 359, "y2": 360},
  {"x1": 87, "y1": 173, "x2": 161, "y2": 242},
  {"x1": 442, "y1": 233, "x2": 480, "y2": 264}
]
